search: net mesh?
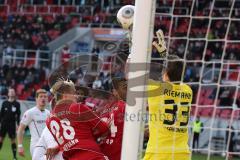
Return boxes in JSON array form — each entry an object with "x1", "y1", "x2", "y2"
[{"x1": 146, "y1": 0, "x2": 240, "y2": 159}]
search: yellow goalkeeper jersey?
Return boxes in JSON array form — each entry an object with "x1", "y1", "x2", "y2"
[{"x1": 145, "y1": 80, "x2": 193, "y2": 154}]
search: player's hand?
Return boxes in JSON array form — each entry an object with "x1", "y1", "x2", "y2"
[
  {"x1": 16, "y1": 125, "x2": 19, "y2": 133},
  {"x1": 46, "y1": 146, "x2": 60, "y2": 160},
  {"x1": 18, "y1": 146, "x2": 25, "y2": 157},
  {"x1": 153, "y1": 29, "x2": 167, "y2": 57}
]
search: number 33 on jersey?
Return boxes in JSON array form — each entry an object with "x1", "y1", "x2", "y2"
[{"x1": 146, "y1": 80, "x2": 193, "y2": 153}]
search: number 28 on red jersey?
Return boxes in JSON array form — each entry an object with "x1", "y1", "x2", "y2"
[{"x1": 46, "y1": 116, "x2": 78, "y2": 151}]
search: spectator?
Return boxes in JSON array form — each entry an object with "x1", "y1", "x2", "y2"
[
  {"x1": 24, "y1": 71, "x2": 34, "y2": 87},
  {"x1": 61, "y1": 44, "x2": 71, "y2": 64},
  {"x1": 103, "y1": 73, "x2": 110, "y2": 90},
  {"x1": 219, "y1": 87, "x2": 233, "y2": 107},
  {"x1": 92, "y1": 45, "x2": 100, "y2": 54},
  {"x1": 114, "y1": 64, "x2": 124, "y2": 78},
  {"x1": 92, "y1": 76, "x2": 102, "y2": 89},
  {"x1": 76, "y1": 74, "x2": 87, "y2": 87}
]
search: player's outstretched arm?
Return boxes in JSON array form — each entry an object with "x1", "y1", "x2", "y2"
[{"x1": 152, "y1": 29, "x2": 167, "y2": 57}]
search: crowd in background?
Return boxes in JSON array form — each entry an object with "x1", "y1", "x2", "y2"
[
  {"x1": 0, "y1": 63, "x2": 49, "y2": 100},
  {"x1": 0, "y1": 0, "x2": 239, "y2": 108},
  {"x1": 0, "y1": 0, "x2": 239, "y2": 61}
]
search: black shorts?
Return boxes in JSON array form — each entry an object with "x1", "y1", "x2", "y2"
[{"x1": 0, "y1": 122, "x2": 16, "y2": 139}]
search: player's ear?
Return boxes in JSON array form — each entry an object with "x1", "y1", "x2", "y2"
[
  {"x1": 163, "y1": 72, "x2": 169, "y2": 82},
  {"x1": 112, "y1": 89, "x2": 118, "y2": 97}
]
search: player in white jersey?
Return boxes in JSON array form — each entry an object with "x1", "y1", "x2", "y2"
[
  {"x1": 32, "y1": 127, "x2": 63, "y2": 160},
  {"x1": 17, "y1": 89, "x2": 50, "y2": 157}
]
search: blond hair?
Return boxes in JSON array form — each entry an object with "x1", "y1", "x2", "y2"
[{"x1": 50, "y1": 79, "x2": 76, "y2": 101}]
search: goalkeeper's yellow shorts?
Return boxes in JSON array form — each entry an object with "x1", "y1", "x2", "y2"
[{"x1": 143, "y1": 152, "x2": 190, "y2": 160}]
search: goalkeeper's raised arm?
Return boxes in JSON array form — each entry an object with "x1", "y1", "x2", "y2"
[{"x1": 152, "y1": 29, "x2": 167, "y2": 57}]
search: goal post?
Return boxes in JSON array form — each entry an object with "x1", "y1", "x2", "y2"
[
  {"x1": 121, "y1": 0, "x2": 240, "y2": 160},
  {"x1": 121, "y1": 0, "x2": 156, "y2": 160}
]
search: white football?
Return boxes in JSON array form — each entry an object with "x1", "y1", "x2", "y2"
[{"x1": 117, "y1": 5, "x2": 135, "y2": 30}]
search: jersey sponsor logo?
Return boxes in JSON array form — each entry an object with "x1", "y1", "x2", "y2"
[{"x1": 36, "y1": 120, "x2": 46, "y2": 124}]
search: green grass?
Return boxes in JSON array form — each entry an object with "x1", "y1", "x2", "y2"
[
  {"x1": 0, "y1": 136, "x2": 31, "y2": 160},
  {"x1": 0, "y1": 138, "x2": 239, "y2": 160},
  {"x1": 192, "y1": 153, "x2": 224, "y2": 160},
  {"x1": 192, "y1": 153, "x2": 239, "y2": 160}
]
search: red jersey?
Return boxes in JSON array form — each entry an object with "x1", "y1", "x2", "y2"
[
  {"x1": 46, "y1": 101, "x2": 109, "y2": 158},
  {"x1": 100, "y1": 100, "x2": 125, "y2": 160}
]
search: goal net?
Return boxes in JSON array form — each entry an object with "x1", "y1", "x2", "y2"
[{"x1": 122, "y1": 0, "x2": 240, "y2": 160}]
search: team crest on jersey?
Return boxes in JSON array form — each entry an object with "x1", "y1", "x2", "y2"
[{"x1": 12, "y1": 106, "x2": 16, "y2": 112}]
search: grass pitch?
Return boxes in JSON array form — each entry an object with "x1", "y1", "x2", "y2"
[
  {"x1": 0, "y1": 137, "x2": 239, "y2": 160},
  {"x1": 0, "y1": 136, "x2": 31, "y2": 160}
]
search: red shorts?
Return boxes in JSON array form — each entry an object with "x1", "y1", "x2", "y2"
[{"x1": 64, "y1": 149, "x2": 108, "y2": 160}]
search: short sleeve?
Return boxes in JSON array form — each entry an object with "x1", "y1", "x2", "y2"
[{"x1": 20, "y1": 110, "x2": 32, "y2": 126}]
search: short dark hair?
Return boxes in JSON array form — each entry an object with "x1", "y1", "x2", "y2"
[
  {"x1": 112, "y1": 78, "x2": 127, "y2": 91},
  {"x1": 112, "y1": 78, "x2": 127, "y2": 101},
  {"x1": 75, "y1": 86, "x2": 89, "y2": 102},
  {"x1": 35, "y1": 89, "x2": 47, "y2": 98},
  {"x1": 165, "y1": 57, "x2": 184, "y2": 82}
]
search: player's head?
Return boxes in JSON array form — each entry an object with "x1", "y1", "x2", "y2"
[
  {"x1": 162, "y1": 56, "x2": 184, "y2": 83},
  {"x1": 8, "y1": 88, "x2": 16, "y2": 100},
  {"x1": 35, "y1": 89, "x2": 48, "y2": 110},
  {"x1": 75, "y1": 86, "x2": 89, "y2": 102},
  {"x1": 196, "y1": 116, "x2": 200, "y2": 122},
  {"x1": 112, "y1": 78, "x2": 127, "y2": 101},
  {"x1": 50, "y1": 79, "x2": 77, "y2": 103}
]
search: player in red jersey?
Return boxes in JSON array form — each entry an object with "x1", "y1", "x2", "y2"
[
  {"x1": 99, "y1": 78, "x2": 127, "y2": 160},
  {"x1": 46, "y1": 80, "x2": 110, "y2": 160}
]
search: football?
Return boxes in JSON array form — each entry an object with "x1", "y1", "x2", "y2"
[{"x1": 117, "y1": 5, "x2": 135, "y2": 30}]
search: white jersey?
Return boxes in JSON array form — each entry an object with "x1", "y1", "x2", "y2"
[
  {"x1": 20, "y1": 106, "x2": 50, "y2": 154},
  {"x1": 33, "y1": 127, "x2": 63, "y2": 160}
]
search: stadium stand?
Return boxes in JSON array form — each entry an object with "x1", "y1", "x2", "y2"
[{"x1": 0, "y1": 0, "x2": 239, "y2": 113}]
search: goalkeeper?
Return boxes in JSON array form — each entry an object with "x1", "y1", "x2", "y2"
[
  {"x1": 124, "y1": 28, "x2": 192, "y2": 160},
  {"x1": 117, "y1": 5, "x2": 192, "y2": 159},
  {"x1": 142, "y1": 30, "x2": 193, "y2": 160}
]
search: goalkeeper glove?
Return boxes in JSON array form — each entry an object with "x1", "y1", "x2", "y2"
[{"x1": 153, "y1": 29, "x2": 167, "y2": 57}]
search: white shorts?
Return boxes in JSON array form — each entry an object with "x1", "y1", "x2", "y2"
[{"x1": 30, "y1": 141, "x2": 38, "y2": 156}]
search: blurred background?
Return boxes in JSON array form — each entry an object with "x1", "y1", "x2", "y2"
[{"x1": 0, "y1": 0, "x2": 239, "y2": 159}]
